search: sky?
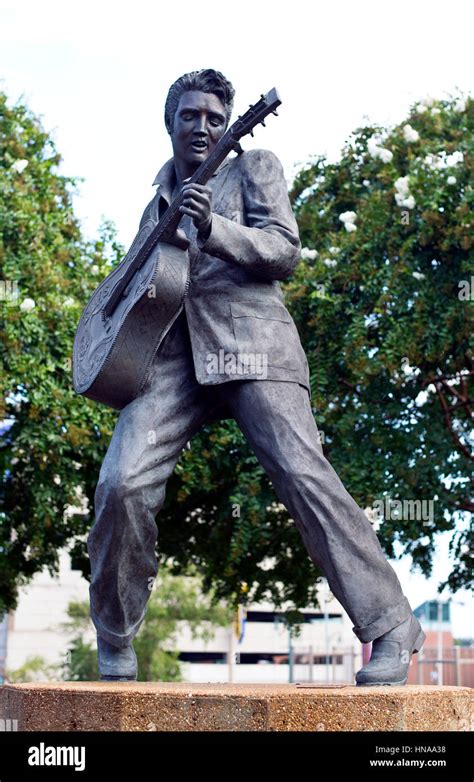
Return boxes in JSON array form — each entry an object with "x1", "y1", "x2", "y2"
[{"x1": 0, "y1": 0, "x2": 472, "y2": 635}]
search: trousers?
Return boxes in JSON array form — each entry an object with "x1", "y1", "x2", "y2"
[{"x1": 87, "y1": 310, "x2": 412, "y2": 648}]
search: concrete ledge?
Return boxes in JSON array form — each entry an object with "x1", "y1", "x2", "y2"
[{"x1": 1, "y1": 682, "x2": 472, "y2": 732}]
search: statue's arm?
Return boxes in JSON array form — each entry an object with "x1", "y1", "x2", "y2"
[{"x1": 196, "y1": 148, "x2": 302, "y2": 281}]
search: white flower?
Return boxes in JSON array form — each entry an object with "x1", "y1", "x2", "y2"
[
  {"x1": 447, "y1": 175, "x2": 457, "y2": 185},
  {"x1": 323, "y1": 258, "x2": 338, "y2": 267},
  {"x1": 417, "y1": 104, "x2": 428, "y2": 113},
  {"x1": 395, "y1": 176, "x2": 410, "y2": 196},
  {"x1": 329, "y1": 246, "x2": 340, "y2": 253},
  {"x1": 362, "y1": 179, "x2": 370, "y2": 186},
  {"x1": 91, "y1": 265, "x2": 100, "y2": 274},
  {"x1": 424, "y1": 154, "x2": 437, "y2": 169},
  {"x1": 20, "y1": 297, "x2": 35, "y2": 311},
  {"x1": 431, "y1": 107, "x2": 441, "y2": 115},
  {"x1": 424, "y1": 153, "x2": 445, "y2": 170},
  {"x1": 378, "y1": 148, "x2": 393, "y2": 163},
  {"x1": 53, "y1": 475, "x2": 61, "y2": 485},
  {"x1": 395, "y1": 193, "x2": 415, "y2": 208},
  {"x1": 412, "y1": 272, "x2": 425, "y2": 280},
  {"x1": 339, "y1": 210, "x2": 357, "y2": 224},
  {"x1": 364, "y1": 506, "x2": 382, "y2": 531},
  {"x1": 359, "y1": 285, "x2": 365, "y2": 290},
  {"x1": 338, "y1": 211, "x2": 358, "y2": 231},
  {"x1": 453, "y1": 98, "x2": 466, "y2": 112},
  {"x1": 403, "y1": 124, "x2": 419, "y2": 143},
  {"x1": 368, "y1": 137, "x2": 382, "y2": 156},
  {"x1": 421, "y1": 94, "x2": 436, "y2": 108},
  {"x1": 394, "y1": 176, "x2": 415, "y2": 208},
  {"x1": 11, "y1": 159, "x2": 29, "y2": 174},
  {"x1": 63, "y1": 297, "x2": 75, "y2": 307},
  {"x1": 367, "y1": 136, "x2": 393, "y2": 163},
  {"x1": 424, "y1": 150, "x2": 463, "y2": 170},
  {"x1": 446, "y1": 150, "x2": 463, "y2": 166},
  {"x1": 301, "y1": 248, "x2": 318, "y2": 260}
]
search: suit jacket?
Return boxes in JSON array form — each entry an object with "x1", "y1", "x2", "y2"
[{"x1": 138, "y1": 147, "x2": 311, "y2": 418}]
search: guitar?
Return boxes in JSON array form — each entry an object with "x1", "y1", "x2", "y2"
[{"x1": 72, "y1": 88, "x2": 282, "y2": 409}]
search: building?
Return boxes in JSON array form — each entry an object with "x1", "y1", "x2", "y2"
[{"x1": 408, "y1": 599, "x2": 474, "y2": 687}]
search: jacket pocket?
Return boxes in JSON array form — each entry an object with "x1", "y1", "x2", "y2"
[{"x1": 230, "y1": 300, "x2": 299, "y2": 370}]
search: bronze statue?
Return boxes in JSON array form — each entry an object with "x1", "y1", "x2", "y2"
[{"x1": 85, "y1": 68, "x2": 425, "y2": 685}]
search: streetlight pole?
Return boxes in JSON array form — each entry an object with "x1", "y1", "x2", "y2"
[
  {"x1": 288, "y1": 623, "x2": 294, "y2": 683},
  {"x1": 437, "y1": 600, "x2": 443, "y2": 686},
  {"x1": 324, "y1": 597, "x2": 330, "y2": 683},
  {"x1": 320, "y1": 579, "x2": 332, "y2": 683},
  {"x1": 447, "y1": 598, "x2": 465, "y2": 686}
]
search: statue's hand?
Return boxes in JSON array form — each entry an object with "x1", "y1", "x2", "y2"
[
  {"x1": 170, "y1": 228, "x2": 190, "y2": 250},
  {"x1": 179, "y1": 181, "x2": 213, "y2": 237}
]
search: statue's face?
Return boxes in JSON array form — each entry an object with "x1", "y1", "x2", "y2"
[{"x1": 170, "y1": 90, "x2": 227, "y2": 176}]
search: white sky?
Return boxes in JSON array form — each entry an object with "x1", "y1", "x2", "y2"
[{"x1": 1, "y1": 0, "x2": 472, "y2": 635}]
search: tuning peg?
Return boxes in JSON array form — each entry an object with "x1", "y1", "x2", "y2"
[
  {"x1": 272, "y1": 109, "x2": 279, "y2": 116},
  {"x1": 260, "y1": 119, "x2": 266, "y2": 127}
]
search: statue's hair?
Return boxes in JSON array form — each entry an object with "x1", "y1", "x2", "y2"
[{"x1": 164, "y1": 68, "x2": 235, "y2": 135}]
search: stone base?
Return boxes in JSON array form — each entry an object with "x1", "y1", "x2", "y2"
[{"x1": 1, "y1": 682, "x2": 472, "y2": 732}]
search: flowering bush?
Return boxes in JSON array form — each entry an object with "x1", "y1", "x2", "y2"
[
  {"x1": 0, "y1": 91, "x2": 121, "y2": 614},
  {"x1": 286, "y1": 92, "x2": 473, "y2": 591}
]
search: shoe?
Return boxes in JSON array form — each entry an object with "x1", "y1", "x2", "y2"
[
  {"x1": 355, "y1": 613, "x2": 426, "y2": 686},
  {"x1": 97, "y1": 635, "x2": 138, "y2": 681}
]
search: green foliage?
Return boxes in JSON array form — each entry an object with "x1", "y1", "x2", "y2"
[
  {"x1": 0, "y1": 91, "x2": 122, "y2": 615},
  {"x1": 286, "y1": 92, "x2": 473, "y2": 591},
  {"x1": 6, "y1": 655, "x2": 59, "y2": 683}
]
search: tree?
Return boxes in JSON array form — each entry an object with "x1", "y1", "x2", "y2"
[
  {"x1": 286, "y1": 91, "x2": 473, "y2": 592},
  {"x1": 5, "y1": 655, "x2": 59, "y2": 683},
  {"x1": 0, "y1": 90, "x2": 120, "y2": 615}
]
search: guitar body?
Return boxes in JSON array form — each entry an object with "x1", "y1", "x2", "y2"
[{"x1": 72, "y1": 218, "x2": 190, "y2": 409}]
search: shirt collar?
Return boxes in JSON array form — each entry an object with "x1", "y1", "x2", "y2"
[{"x1": 151, "y1": 154, "x2": 234, "y2": 202}]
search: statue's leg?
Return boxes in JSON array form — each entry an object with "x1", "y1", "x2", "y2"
[
  {"x1": 87, "y1": 312, "x2": 221, "y2": 649},
  {"x1": 220, "y1": 378, "x2": 413, "y2": 644}
]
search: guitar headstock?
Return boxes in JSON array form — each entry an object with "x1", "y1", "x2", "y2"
[{"x1": 230, "y1": 87, "x2": 282, "y2": 141}]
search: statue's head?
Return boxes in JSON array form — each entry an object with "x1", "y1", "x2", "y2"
[
  {"x1": 164, "y1": 68, "x2": 235, "y2": 135},
  {"x1": 165, "y1": 69, "x2": 235, "y2": 178}
]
